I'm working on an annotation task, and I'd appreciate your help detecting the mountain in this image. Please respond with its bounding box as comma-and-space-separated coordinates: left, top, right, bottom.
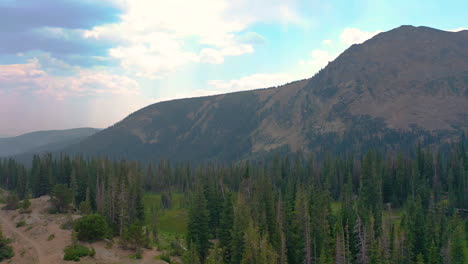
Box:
70, 26, 468, 162
0, 128, 100, 157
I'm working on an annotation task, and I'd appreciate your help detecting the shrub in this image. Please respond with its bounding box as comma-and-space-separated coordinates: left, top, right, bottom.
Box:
158, 251, 172, 263
73, 214, 110, 242
169, 236, 184, 256
120, 223, 150, 250
0, 244, 13, 261
47, 234, 55, 241
19, 199, 32, 213
89, 247, 96, 257
63, 245, 93, 261
16, 220, 26, 228
0, 227, 14, 261
2, 194, 19, 211
21, 199, 31, 209
79, 200, 92, 215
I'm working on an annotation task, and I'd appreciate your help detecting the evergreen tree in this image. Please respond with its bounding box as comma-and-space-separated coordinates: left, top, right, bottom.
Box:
187, 187, 211, 262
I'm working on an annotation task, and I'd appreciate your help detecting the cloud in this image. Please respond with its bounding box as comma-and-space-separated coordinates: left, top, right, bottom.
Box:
0, 58, 139, 100
0, 0, 121, 32
200, 49, 225, 64
208, 73, 298, 93
322, 39, 332, 45
340, 28, 382, 45
299, 49, 338, 71
0, 0, 121, 67
84, 0, 304, 78
448, 28, 468, 32
0, 85, 154, 136
237, 32, 266, 45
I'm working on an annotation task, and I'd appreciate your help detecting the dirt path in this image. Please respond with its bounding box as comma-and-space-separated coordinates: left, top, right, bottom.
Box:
0, 213, 45, 264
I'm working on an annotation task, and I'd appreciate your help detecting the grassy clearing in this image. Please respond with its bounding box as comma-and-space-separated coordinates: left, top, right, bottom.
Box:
144, 193, 188, 235
331, 202, 341, 216
331, 201, 403, 228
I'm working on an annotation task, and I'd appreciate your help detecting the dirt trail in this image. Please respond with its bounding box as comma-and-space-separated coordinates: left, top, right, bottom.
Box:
0, 213, 45, 264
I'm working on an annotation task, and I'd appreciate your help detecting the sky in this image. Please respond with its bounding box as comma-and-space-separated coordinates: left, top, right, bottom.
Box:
0, 0, 467, 136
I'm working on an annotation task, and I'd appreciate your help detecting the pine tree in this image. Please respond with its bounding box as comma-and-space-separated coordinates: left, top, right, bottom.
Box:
187, 187, 211, 262
206, 243, 225, 264
231, 195, 250, 264
449, 213, 466, 264
219, 192, 234, 263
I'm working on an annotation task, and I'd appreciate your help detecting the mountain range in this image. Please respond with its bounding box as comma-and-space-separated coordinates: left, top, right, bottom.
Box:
18, 26, 468, 162
0, 128, 100, 158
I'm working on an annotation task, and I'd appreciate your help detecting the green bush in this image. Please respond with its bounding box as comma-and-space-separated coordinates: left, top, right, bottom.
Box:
0, 245, 13, 261
21, 199, 31, 209
73, 214, 110, 242
79, 200, 92, 215
0, 228, 14, 261
89, 247, 96, 257
19, 199, 32, 213
16, 220, 26, 228
157, 251, 172, 263
2, 194, 19, 211
47, 234, 55, 241
63, 245, 93, 261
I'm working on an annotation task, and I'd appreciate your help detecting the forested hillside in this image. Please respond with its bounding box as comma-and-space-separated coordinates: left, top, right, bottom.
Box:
0, 140, 466, 263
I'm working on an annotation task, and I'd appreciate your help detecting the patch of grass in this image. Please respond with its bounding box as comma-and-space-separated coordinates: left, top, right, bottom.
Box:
331, 202, 341, 216
25, 226, 33, 231
159, 209, 188, 234
144, 193, 188, 235
47, 234, 55, 241
16, 220, 26, 228
383, 208, 403, 226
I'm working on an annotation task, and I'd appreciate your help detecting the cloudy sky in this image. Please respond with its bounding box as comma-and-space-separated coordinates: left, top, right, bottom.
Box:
0, 0, 466, 136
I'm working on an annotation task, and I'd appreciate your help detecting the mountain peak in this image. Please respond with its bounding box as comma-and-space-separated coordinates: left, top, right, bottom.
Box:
71, 26, 468, 162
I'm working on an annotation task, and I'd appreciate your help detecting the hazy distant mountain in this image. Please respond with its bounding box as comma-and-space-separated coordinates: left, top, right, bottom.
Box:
0, 128, 100, 157
71, 26, 468, 162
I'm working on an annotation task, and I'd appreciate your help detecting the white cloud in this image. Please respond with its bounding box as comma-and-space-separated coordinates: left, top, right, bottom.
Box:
322, 39, 332, 45
0, 58, 140, 100
237, 32, 266, 45
299, 49, 338, 71
208, 73, 298, 93
151, 72, 299, 103
200, 48, 225, 64
448, 28, 468, 32
340, 28, 382, 45
200, 44, 254, 64
84, 0, 305, 78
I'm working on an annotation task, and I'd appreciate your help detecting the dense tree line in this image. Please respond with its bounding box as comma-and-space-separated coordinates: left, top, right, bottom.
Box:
0, 155, 145, 237
183, 142, 467, 264
0, 140, 466, 263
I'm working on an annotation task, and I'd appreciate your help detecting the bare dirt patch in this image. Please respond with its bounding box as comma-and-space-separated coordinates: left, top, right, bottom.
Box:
0, 197, 167, 264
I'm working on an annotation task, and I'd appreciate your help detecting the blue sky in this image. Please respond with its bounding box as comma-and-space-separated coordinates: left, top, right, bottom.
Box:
0, 0, 466, 136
